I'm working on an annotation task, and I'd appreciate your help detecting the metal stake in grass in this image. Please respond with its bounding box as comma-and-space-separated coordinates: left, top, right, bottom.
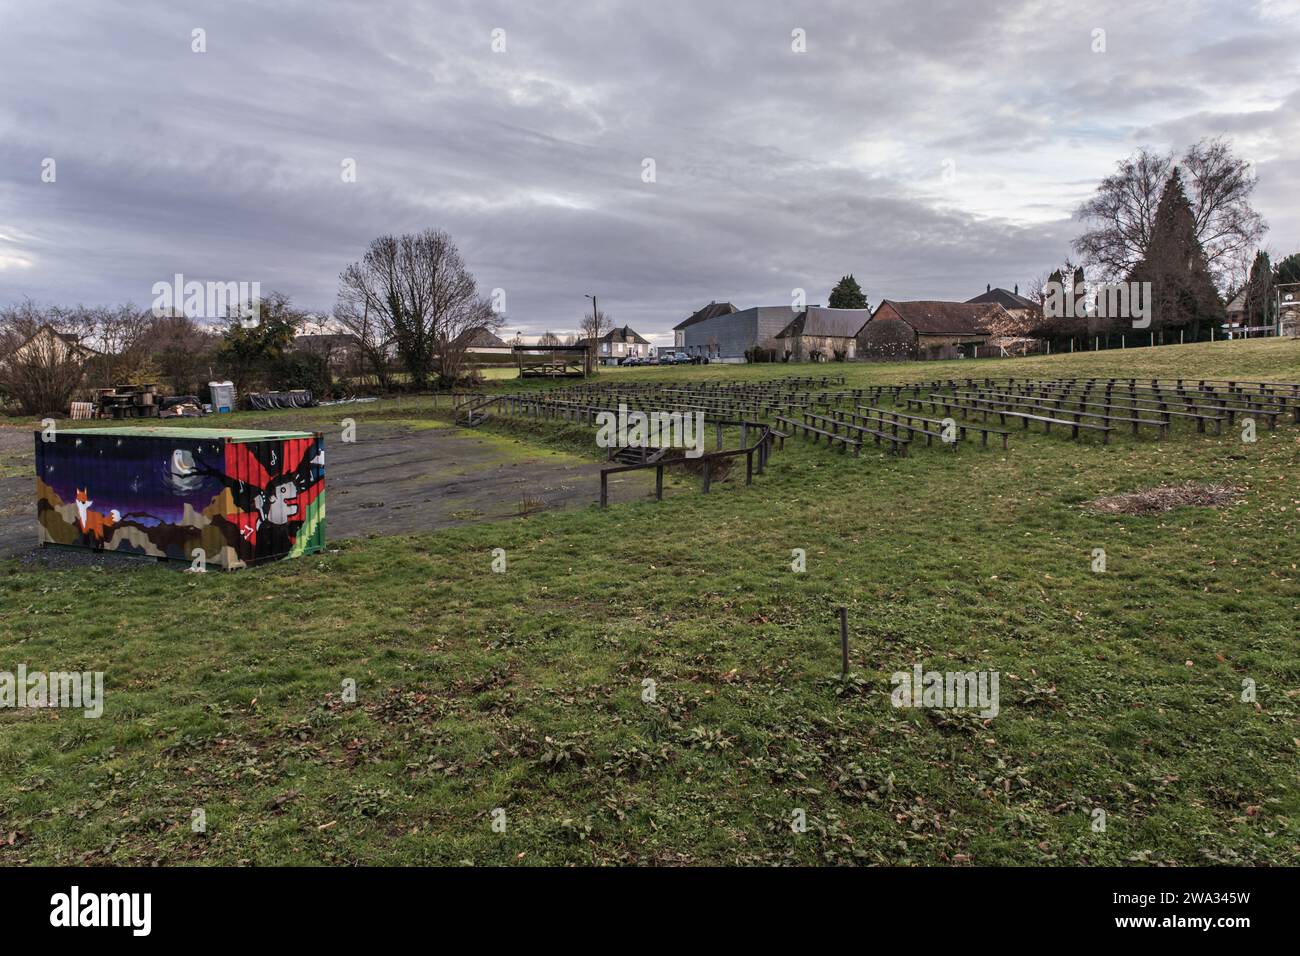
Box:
839, 606, 849, 679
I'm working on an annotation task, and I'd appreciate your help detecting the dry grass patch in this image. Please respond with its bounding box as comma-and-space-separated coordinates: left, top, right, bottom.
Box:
1085, 481, 1244, 516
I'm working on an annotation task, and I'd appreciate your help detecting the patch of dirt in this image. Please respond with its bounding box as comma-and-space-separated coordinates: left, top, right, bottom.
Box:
1085, 482, 1244, 516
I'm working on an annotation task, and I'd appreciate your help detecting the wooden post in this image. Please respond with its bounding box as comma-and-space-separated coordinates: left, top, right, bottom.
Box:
839, 607, 849, 678
746, 449, 753, 484
600, 472, 608, 508
701, 458, 711, 493
655, 465, 663, 501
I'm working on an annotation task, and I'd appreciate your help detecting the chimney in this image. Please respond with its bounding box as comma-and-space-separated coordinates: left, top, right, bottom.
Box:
1014, 283, 1019, 295
986, 283, 991, 293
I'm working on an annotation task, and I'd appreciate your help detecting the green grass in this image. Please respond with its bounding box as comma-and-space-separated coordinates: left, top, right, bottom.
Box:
1, 339, 1297, 865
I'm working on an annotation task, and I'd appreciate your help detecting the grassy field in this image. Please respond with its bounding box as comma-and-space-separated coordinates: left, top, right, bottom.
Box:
1, 338, 1297, 865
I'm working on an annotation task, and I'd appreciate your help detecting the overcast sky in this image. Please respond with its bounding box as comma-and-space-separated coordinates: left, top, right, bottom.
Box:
2, 0, 1298, 346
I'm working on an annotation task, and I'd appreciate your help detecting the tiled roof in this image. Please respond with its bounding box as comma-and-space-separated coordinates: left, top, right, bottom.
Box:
876, 300, 1003, 335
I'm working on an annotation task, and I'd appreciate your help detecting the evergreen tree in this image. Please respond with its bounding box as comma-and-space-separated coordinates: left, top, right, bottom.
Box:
215, 290, 300, 396
1275, 252, 1300, 287
1127, 170, 1224, 341
828, 274, 869, 310
1039, 267, 1066, 341
1242, 250, 1273, 326
1071, 263, 1086, 298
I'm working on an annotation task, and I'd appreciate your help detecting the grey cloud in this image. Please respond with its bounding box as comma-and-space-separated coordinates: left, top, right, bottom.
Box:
1, 0, 1297, 343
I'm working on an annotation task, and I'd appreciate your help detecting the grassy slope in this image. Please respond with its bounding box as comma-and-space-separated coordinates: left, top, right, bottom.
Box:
0, 339, 1297, 865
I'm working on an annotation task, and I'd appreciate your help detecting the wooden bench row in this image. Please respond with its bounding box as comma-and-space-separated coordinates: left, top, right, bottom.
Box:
907, 396, 1113, 443
949, 391, 1170, 439
773, 416, 861, 456
855, 405, 1011, 449
802, 412, 909, 456
988, 386, 1225, 433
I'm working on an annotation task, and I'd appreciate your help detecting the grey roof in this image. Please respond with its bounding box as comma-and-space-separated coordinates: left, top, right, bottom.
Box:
600, 325, 650, 345
295, 333, 360, 348
775, 307, 872, 339
453, 326, 509, 348
673, 301, 737, 331
966, 287, 1038, 311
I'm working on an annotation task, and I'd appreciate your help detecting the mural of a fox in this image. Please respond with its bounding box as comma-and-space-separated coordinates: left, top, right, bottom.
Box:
74, 489, 119, 543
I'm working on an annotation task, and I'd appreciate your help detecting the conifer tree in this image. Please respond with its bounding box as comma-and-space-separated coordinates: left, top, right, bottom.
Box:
1127, 170, 1224, 340
1242, 250, 1273, 327
828, 274, 869, 310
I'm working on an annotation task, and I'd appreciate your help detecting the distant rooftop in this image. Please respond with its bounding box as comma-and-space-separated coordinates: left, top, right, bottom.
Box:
672, 301, 737, 331
966, 285, 1038, 311
776, 306, 873, 339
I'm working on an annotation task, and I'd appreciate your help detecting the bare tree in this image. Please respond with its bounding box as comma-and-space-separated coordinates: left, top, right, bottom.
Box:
1021, 270, 1052, 309
337, 229, 495, 389
1074, 138, 1266, 289
148, 313, 218, 396
537, 330, 561, 346
579, 306, 614, 375
0, 300, 97, 414
1182, 139, 1267, 284
977, 304, 1035, 341
332, 297, 393, 390
86, 304, 154, 387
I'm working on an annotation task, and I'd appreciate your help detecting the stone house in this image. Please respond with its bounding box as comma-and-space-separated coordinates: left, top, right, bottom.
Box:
858, 300, 1008, 360
774, 307, 871, 361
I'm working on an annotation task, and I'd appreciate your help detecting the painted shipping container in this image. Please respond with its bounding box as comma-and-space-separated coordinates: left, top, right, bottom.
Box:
34, 426, 325, 569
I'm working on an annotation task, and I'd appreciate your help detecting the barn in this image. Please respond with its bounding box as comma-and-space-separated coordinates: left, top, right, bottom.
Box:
774, 307, 872, 361
858, 300, 1007, 360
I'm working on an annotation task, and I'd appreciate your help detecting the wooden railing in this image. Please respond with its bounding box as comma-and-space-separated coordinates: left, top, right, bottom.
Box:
599, 421, 777, 507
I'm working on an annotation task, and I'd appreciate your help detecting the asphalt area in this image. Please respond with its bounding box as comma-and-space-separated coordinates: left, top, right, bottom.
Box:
0, 422, 654, 564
